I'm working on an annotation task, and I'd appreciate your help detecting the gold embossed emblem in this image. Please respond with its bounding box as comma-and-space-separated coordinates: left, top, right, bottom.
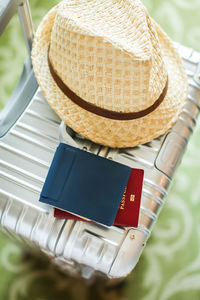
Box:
130, 194, 135, 202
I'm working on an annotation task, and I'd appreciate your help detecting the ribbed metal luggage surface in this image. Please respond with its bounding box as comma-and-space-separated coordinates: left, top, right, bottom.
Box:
0, 44, 200, 279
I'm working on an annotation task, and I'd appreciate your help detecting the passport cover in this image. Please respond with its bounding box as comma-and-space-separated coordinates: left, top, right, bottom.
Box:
39, 143, 132, 226
54, 168, 144, 227
114, 168, 144, 227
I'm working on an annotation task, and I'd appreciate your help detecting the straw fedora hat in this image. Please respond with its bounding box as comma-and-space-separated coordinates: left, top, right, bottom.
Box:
31, 0, 188, 148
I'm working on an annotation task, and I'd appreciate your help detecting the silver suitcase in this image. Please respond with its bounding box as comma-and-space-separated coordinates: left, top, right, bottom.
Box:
0, 0, 200, 280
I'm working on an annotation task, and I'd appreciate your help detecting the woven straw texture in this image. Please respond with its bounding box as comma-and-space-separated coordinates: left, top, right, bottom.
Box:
31, 0, 188, 148
1, 0, 200, 298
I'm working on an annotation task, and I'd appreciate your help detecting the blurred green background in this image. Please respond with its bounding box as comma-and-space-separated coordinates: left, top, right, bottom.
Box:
0, 0, 200, 299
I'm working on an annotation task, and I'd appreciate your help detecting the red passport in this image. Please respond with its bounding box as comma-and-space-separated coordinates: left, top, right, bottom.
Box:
54, 168, 144, 227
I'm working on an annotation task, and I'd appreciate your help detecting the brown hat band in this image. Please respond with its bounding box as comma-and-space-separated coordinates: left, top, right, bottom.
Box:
48, 51, 168, 121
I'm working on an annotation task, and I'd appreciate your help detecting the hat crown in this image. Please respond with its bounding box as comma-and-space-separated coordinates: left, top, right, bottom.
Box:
49, 0, 167, 113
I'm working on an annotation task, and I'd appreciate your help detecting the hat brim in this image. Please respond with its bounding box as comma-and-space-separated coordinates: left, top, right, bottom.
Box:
31, 5, 188, 148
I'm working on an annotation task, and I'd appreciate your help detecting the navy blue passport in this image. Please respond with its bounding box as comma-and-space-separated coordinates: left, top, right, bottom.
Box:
39, 143, 131, 226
